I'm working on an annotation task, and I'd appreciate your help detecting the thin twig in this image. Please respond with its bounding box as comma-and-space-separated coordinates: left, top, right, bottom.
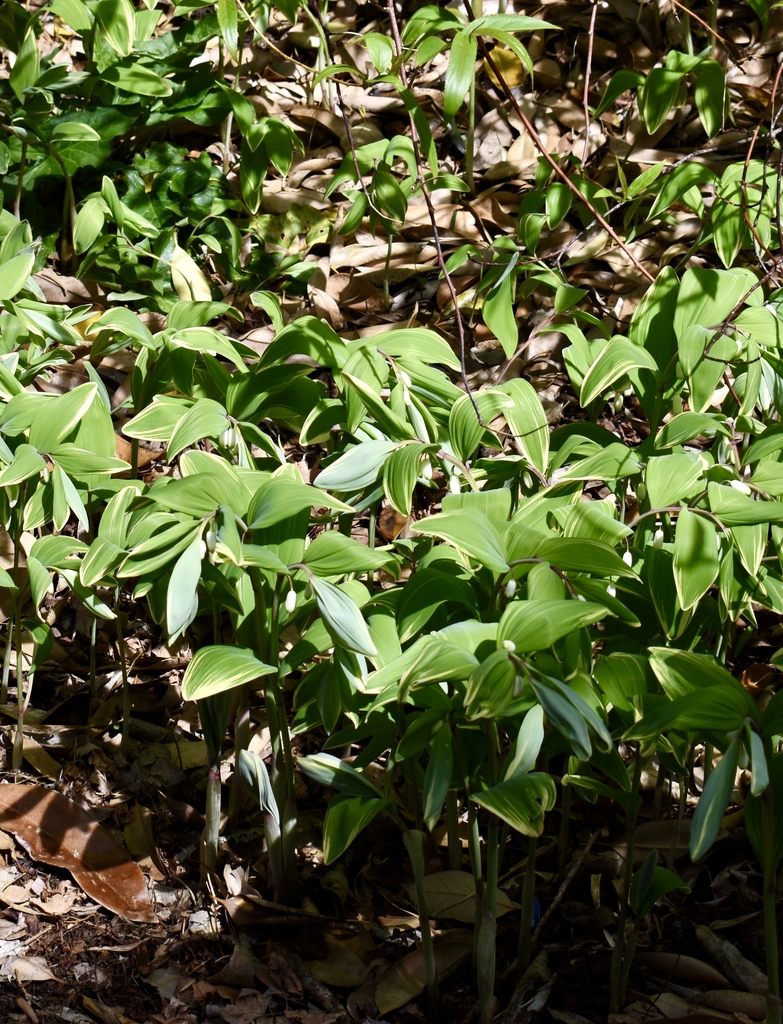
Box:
464, 1, 655, 284
668, 0, 746, 65
582, 0, 598, 167
530, 828, 599, 945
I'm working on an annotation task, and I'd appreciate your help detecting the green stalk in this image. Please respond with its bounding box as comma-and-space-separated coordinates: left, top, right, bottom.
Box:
558, 778, 571, 870
202, 758, 222, 883
115, 585, 131, 753
477, 723, 499, 1024
447, 790, 462, 870
13, 139, 27, 220
516, 835, 538, 979
89, 614, 97, 699
608, 749, 643, 1014
404, 830, 439, 1022
761, 739, 781, 1024
2, 485, 25, 705
617, 922, 640, 1009
11, 611, 24, 772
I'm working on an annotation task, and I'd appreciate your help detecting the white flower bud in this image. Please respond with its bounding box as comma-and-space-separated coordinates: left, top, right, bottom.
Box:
200, 540, 207, 559
577, 593, 586, 602
449, 474, 461, 494
523, 472, 533, 490
41, 466, 50, 484
421, 459, 433, 481
403, 389, 412, 406
400, 370, 412, 388
205, 530, 217, 552
622, 551, 633, 566
607, 584, 617, 598
285, 590, 297, 615
502, 640, 516, 652
504, 579, 517, 599
730, 479, 752, 495
653, 528, 664, 549
220, 427, 236, 449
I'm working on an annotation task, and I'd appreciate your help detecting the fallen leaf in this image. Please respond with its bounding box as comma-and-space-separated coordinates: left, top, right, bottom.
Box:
699, 989, 766, 1018
374, 935, 473, 1014
404, 869, 516, 923
694, 924, 767, 995
0, 955, 60, 984
635, 952, 731, 989
0, 784, 155, 923
82, 996, 141, 1024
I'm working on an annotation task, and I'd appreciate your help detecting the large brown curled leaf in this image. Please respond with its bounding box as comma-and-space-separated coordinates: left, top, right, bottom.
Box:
0, 785, 155, 923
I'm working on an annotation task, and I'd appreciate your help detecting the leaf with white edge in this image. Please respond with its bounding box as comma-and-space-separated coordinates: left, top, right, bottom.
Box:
309, 577, 377, 657
411, 509, 508, 572
498, 599, 606, 652
580, 337, 658, 406
181, 646, 275, 701
170, 245, 212, 302
239, 749, 279, 822
297, 752, 381, 799
471, 773, 556, 837
167, 399, 229, 462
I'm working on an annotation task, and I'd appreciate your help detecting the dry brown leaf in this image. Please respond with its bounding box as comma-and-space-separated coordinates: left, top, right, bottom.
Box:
635, 953, 731, 989
613, 819, 691, 863
699, 990, 766, 1018
694, 925, 767, 995
0, 784, 155, 923
404, 869, 516, 923
374, 935, 473, 1014
82, 996, 141, 1024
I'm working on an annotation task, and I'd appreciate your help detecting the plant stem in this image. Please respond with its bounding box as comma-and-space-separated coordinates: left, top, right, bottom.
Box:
115, 585, 131, 753
608, 749, 643, 1014
202, 760, 222, 884
516, 835, 538, 979
404, 829, 439, 1022
477, 722, 499, 1024
558, 778, 571, 870
446, 790, 463, 870
12, 611, 24, 772
761, 740, 781, 1024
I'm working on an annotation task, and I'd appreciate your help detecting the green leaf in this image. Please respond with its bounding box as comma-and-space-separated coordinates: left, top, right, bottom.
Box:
483, 263, 518, 360
309, 577, 377, 657
79, 536, 124, 587
630, 852, 689, 917
645, 453, 704, 508
181, 646, 275, 701
247, 477, 353, 529
297, 751, 381, 798
168, 399, 230, 462
167, 535, 202, 640
498, 600, 606, 652
95, 0, 135, 55
580, 337, 658, 406
239, 749, 279, 822
217, 0, 239, 60
594, 69, 645, 119
444, 30, 477, 118
471, 773, 556, 837
673, 509, 719, 611
29, 383, 98, 452
0, 444, 45, 486
411, 509, 508, 572
690, 738, 739, 860
423, 724, 452, 830
303, 532, 394, 576
317, 441, 397, 492
640, 68, 684, 134
9, 28, 40, 102
694, 60, 725, 138
383, 442, 435, 516
323, 793, 390, 864
0, 252, 35, 301
504, 705, 545, 779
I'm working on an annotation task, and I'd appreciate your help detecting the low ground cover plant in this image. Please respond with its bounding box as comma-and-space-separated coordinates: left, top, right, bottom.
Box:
1, 0, 783, 1022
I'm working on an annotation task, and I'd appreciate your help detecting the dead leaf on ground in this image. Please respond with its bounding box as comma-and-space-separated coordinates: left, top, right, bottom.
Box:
635, 953, 731, 989
694, 924, 768, 995
404, 869, 516, 923
374, 933, 473, 1014
0, 784, 155, 923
